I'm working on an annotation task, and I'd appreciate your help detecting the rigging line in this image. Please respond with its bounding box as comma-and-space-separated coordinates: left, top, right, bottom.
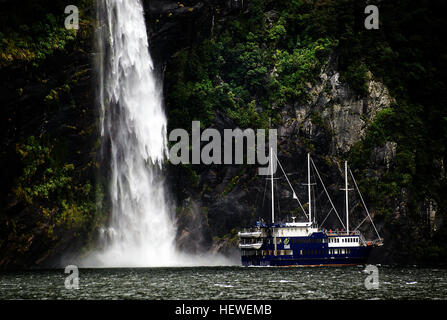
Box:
349, 168, 382, 240
261, 176, 268, 209
310, 157, 346, 230
319, 207, 334, 229
353, 216, 368, 231
316, 189, 325, 200
273, 151, 308, 219
312, 183, 317, 224
311, 160, 319, 224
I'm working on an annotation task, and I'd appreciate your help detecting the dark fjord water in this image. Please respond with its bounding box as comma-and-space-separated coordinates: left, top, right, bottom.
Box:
0, 266, 446, 300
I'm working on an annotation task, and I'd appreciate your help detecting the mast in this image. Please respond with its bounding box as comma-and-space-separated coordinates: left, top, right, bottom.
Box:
307, 153, 312, 224
271, 147, 277, 256
270, 147, 274, 225
345, 161, 349, 234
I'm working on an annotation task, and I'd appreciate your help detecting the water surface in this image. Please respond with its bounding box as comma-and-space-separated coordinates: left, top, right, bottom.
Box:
0, 266, 446, 300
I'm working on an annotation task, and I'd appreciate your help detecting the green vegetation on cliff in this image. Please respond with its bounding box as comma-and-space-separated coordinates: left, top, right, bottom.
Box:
0, 0, 103, 268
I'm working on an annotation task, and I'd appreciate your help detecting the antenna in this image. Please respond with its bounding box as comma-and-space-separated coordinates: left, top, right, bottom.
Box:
345, 161, 349, 234
308, 153, 312, 224
270, 147, 274, 225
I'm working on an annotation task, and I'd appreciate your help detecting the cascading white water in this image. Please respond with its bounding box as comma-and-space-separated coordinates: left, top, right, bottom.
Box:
92, 0, 177, 267
82, 0, 236, 267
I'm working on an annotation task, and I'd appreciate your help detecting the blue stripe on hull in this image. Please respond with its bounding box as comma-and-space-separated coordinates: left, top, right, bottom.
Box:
241, 246, 373, 267
242, 256, 369, 267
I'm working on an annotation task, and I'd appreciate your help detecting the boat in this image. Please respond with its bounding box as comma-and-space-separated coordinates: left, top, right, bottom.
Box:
238, 150, 383, 267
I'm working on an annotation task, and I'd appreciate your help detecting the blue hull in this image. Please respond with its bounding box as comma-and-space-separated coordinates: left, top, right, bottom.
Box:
240, 232, 373, 267
241, 251, 372, 267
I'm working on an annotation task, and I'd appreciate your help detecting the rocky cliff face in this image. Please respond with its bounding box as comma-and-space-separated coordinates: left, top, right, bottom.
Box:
278, 54, 395, 157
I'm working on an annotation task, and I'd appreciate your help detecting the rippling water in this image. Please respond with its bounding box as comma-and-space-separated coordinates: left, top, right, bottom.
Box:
0, 266, 446, 300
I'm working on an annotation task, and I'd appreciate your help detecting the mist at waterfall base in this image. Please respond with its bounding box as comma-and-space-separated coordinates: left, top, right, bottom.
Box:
80, 0, 236, 268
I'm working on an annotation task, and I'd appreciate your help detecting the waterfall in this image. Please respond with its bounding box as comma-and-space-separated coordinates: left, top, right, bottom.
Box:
92, 0, 177, 267
81, 0, 236, 267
